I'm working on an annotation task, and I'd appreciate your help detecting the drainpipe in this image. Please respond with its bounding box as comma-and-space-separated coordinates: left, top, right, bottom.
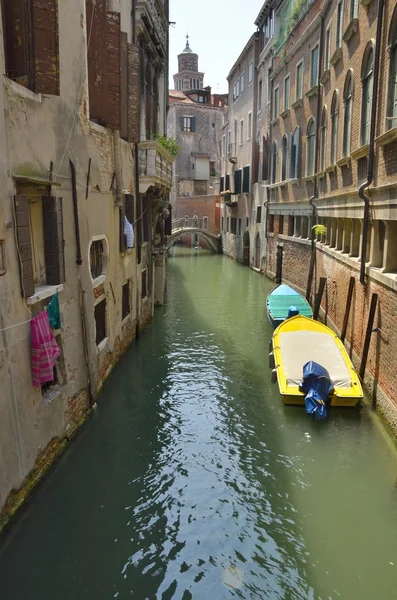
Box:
69, 159, 82, 265
358, 0, 385, 285
113, 130, 123, 208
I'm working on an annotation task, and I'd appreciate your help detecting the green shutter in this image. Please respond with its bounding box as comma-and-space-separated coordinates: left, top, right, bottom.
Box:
191, 117, 196, 132
180, 116, 185, 131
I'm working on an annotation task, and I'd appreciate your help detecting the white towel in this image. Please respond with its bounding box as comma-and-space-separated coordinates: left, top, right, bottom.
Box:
124, 216, 134, 248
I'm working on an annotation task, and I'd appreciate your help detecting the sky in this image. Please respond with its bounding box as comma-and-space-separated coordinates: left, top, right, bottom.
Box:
169, 0, 264, 93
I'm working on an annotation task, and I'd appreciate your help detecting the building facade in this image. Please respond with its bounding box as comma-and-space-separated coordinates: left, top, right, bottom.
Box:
264, 0, 397, 430
220, 35, 262, 267
168, 40, 226, 248
0, 0, 174, 523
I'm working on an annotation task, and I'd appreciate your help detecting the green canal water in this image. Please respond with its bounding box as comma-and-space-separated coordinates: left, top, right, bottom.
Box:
1, 248, 397, 599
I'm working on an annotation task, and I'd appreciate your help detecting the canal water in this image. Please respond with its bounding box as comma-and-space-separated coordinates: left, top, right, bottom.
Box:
1, 248, 397, 599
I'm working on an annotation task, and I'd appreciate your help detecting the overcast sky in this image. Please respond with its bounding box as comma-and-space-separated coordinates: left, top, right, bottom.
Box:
169, 0, 264, 93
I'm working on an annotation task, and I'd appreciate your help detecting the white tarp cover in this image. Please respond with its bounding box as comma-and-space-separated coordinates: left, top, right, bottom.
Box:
279, 330, 352, 388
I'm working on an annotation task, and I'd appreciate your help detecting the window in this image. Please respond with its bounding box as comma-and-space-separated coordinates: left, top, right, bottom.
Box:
246, 218, 249, 230
343, 71, 353, 156
238, 218, 242, 236
141, 269, 148, 298
240, 72, 245, 93
248, 112, 252, 139
2, 0, 60, 95
388, 9, 397, 130
284, 75, 290, 110
120, 194, 135, 252
330, 91, 339, 163
220, 176, 225, 192
271, 142, 278, 184
90, 240, 106, 279
361, 45, 374, 146
231, 217, 237, 234
325, 27, 331, 70
95, 298, 107, 346
320, 106, 327, 170
307, 118, 316, 176
122, 281, 130, 320
222, 135, 226, 156
273, 86, 279, 118
336, 1, 344, 48
258, 80, 263, 112
268, 214, 274, 233
290, 127, 301, 179
14, 194, 65, 298
203, 217, 208, 230
256, 206, 262, 223
248, 62, 253, 84
181, 116, 196, 132
240, 120, 244, 145
311, 45, 319, 88
198, 95, 205, 103
296, 61, 304, 99
281, 135, 288, 181
243, 166, 250, 193
350, 0, 358, 20
226, 217, 229, 233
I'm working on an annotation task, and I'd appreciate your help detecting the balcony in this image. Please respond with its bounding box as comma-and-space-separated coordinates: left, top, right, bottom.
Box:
138, 140, 174, 195
136, 1, 167, 58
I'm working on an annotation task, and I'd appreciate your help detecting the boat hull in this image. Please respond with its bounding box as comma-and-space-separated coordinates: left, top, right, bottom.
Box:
266, 284, 313, 329
271, 315, 363, 409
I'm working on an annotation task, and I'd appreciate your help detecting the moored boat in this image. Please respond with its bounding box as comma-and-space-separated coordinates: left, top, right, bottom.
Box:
269, 315, 363, 413
266, 284, 313, 328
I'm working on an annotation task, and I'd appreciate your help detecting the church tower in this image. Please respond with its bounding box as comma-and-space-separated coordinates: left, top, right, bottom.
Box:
173, 35, 204, 92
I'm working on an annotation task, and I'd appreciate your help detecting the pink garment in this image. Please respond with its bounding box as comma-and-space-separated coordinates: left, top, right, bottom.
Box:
30, 311, 62, 388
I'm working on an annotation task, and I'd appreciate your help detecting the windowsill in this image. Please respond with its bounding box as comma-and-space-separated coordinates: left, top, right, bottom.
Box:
97, 337, 109, 353
142, 241, 149, 247
92, 274, 106, 288
330, 47, 342, 66
278, 234, 311, 247
325, 163, 337, 173
280, 108, 290, 118
43, 384, 67, 406
27, 284, 64, 305
302, 175, 315, 183
305, 85, 318, 98
271, 117, 279, 126
121, 247, 135, 256
90, 121, 108, 134
376, 127, 397, 147
337, 156, 352, 167
292, 98, 303, 109
290, 178, 300, 185
320, 69, 330, 84
280, 181, 288, 188
343, 18, 358, 42
351, 144, 369, 160
5, 78, 43, 103
316, 170, 326, 179
267, 183, 279, 190
360, 0, 372, 5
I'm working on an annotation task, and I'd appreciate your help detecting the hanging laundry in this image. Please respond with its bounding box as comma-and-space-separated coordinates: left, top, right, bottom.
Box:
124, 216, 134, 248
30, 311, 62, 388
46, 292, 61, 330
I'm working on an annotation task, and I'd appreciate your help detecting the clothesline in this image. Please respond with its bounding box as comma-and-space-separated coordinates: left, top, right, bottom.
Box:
0, 318, 31, 333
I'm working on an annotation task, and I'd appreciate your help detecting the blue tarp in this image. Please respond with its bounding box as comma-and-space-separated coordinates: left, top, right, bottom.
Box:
300, 361, 334, 421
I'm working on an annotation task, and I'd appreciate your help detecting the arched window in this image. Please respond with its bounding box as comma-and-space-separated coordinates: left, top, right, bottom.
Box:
271, 141, 278, 184
330, 91, 339, 164
307, 118, 316, 176
361, 44, 374, 145
289, 127, 301, 179
387, 8, 397, 131
320, 106, 327, 171
343, 71, 353, 156
281, 135, 288, 181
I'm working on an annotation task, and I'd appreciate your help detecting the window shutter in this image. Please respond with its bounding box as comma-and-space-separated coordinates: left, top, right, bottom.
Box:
86, 0, 108, 124
14, 195, 35, 298
191, 117, 196, 132
225, 174, 230, 190
235, 170, 242, 194
289, 133, 295, 178
220, 176, 225, 192
42, 196, 65, 285
124, 194, 134, 223
3, 0, 28, 82
120, 207, 126, 252
165, 207, 172, 236
243, 166, 250, 193
120, 32, 128, 140
180, 116, 185, 131
297, 127, 302, 178
32, 0, 60, 95
262, 136, 268, 181
106, 11, 121, 130
127, 43, 140, 143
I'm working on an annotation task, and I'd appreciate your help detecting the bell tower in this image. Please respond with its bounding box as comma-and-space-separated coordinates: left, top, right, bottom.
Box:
173, 35, 205, 92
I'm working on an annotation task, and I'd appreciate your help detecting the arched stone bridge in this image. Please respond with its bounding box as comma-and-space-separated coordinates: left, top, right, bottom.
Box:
167, 218, 222, 252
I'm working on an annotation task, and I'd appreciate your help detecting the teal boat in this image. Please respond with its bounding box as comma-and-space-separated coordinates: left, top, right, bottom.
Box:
266, 284, 313, 328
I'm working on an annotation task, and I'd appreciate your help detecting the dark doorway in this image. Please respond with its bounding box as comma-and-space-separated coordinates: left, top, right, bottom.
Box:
243, 230, 250, 265
255, 232, 261, 269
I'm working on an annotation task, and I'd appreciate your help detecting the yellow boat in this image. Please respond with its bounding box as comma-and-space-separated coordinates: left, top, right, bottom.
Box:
270, 315, 363, 408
